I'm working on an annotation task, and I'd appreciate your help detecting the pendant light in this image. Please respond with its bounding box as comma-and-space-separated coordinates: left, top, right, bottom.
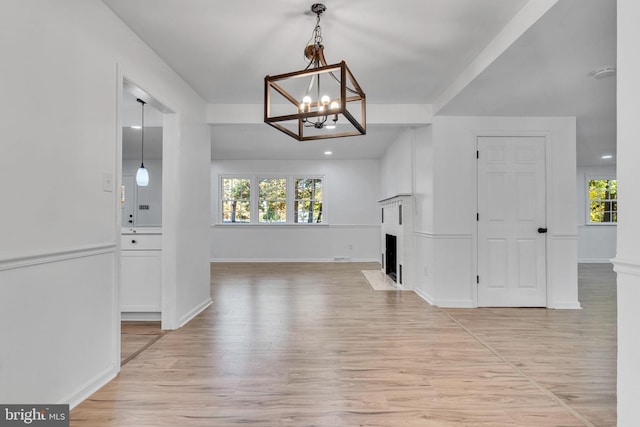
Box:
264, 3, 366, 141
135, 98, 149, 187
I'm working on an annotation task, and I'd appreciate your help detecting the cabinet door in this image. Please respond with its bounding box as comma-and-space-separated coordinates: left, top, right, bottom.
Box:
120, 251, 161, 312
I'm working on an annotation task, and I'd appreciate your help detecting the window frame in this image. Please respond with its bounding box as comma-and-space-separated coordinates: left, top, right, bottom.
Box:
220, 175, 252, 223
585, 176, 617, 226
218, 174, 326, 225
257, 176, 288, 224
293, 177, 324, 224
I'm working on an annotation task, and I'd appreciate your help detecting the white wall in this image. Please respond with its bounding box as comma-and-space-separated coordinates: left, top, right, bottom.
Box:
409, 116, 578, 308
576, 165, 616, 262
614, 0, 640, 422
379, 129, 414, 199
0, 0, 210, 407
413, 126, 435, 300
210, 159, 380, 261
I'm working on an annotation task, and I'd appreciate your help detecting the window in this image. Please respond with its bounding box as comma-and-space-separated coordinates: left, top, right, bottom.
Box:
222, 177, 250, 223
294, 178, 323, 223
259, 178, 286, 223
588, 178, 617, 224
219, 175, 324, 224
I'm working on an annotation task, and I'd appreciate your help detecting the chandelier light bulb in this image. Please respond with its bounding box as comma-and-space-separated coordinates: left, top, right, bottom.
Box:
321, 95, 331, 105
302, 95, 312, 104
330, 101, 340, 110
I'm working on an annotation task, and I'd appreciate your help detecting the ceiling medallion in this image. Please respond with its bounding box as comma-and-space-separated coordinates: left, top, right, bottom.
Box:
264, 3, 366, 141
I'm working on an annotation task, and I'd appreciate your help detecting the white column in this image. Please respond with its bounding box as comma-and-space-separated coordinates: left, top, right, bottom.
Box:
613, 0, 640, 424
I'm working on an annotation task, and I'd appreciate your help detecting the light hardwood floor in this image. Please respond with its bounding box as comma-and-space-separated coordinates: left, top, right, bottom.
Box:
120, 321, 164, 366
72, 263, 616, 426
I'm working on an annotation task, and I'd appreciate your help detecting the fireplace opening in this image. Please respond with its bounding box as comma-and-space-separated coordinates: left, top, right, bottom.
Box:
385, 234, 397, 282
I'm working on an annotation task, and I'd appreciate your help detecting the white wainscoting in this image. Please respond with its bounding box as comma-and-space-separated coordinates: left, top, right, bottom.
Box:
413, 232, 474, 308
0, 244, 119, 408
210, 224, 380, 262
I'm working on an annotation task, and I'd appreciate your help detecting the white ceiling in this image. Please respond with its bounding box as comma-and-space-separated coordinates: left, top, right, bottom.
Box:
106, 0, 616, 166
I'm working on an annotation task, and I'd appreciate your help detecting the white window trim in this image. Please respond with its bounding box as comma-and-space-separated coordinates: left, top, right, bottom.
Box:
585, 175, 617, 226
217, 174, 327, 225
220, 174, 252, 224
257, 175, 288, 224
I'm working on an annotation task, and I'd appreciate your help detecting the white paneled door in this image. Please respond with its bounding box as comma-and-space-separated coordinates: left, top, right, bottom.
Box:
477, 136, 547, 307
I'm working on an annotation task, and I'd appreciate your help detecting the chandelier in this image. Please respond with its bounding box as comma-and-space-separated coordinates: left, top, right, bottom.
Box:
264, 3, 366, 141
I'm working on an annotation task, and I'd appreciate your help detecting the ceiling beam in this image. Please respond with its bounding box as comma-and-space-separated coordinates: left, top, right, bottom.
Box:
433, 0, 559, 114
207, 104, 432, 125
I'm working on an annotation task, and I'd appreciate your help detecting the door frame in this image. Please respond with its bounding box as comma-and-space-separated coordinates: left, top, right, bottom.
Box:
470, 130, 551, 308
115, 65, 180, 349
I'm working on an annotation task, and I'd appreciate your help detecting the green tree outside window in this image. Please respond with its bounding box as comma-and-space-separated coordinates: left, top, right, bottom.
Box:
295, 178, 323, 223
588, 179, 617, 223
259, 178, 287, 223
222, 178, 251, 222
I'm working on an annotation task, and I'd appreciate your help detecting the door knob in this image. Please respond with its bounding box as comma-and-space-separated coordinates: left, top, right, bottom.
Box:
537, 227, 548, 234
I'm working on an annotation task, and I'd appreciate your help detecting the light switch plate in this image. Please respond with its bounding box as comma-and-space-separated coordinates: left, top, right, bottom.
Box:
103, 173, 113, 192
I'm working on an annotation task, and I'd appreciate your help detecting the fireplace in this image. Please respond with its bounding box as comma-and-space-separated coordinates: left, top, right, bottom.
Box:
385, 234, 397, 282
379, 194, 413, 290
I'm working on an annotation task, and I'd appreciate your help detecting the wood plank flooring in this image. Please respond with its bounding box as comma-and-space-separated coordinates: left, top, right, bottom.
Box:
71, 263, 616, 426
120, 321, 164, 366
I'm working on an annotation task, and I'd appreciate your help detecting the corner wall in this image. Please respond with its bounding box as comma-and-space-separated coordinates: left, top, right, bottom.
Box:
614, 0, 640, 422
0, 0, 210, 406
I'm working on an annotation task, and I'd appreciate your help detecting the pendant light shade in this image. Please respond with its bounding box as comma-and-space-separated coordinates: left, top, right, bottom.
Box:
136, 164, 149, 186
135, 98, 149, 187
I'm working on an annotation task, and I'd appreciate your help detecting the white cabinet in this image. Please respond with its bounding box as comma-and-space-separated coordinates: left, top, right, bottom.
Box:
120, 230, 161, 320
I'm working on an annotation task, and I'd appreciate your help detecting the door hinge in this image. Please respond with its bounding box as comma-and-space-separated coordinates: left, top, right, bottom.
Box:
477, 213, 479, 221
476, 150, 479, 159
477, 275, 480, 284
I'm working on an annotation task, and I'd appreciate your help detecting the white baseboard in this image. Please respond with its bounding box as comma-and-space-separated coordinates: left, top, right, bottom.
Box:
578, 259, 614, 264
121, 312, 161, 321
413, 289, 475, 308
434, 299, 475, 308
413, 288, 435, 306
180, 298, 213, 328
63, 364, 118, 410
210, 258, 380, 263
551, 301, 582, 310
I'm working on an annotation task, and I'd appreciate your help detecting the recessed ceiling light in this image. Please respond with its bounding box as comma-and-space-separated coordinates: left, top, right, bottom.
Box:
130, 125, 142, 129
602, 155, 613, 159
324, 151, 332, 155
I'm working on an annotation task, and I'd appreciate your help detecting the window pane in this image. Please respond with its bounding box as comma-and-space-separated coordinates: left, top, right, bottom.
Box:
259, 178, 286, 223
222, 178, 250, 223
222, 200, 250, 223
294, 178, 322, 223
588, 179, 617, 223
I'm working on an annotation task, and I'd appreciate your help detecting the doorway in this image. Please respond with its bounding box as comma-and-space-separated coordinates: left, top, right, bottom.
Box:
476, 136, 547, 307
